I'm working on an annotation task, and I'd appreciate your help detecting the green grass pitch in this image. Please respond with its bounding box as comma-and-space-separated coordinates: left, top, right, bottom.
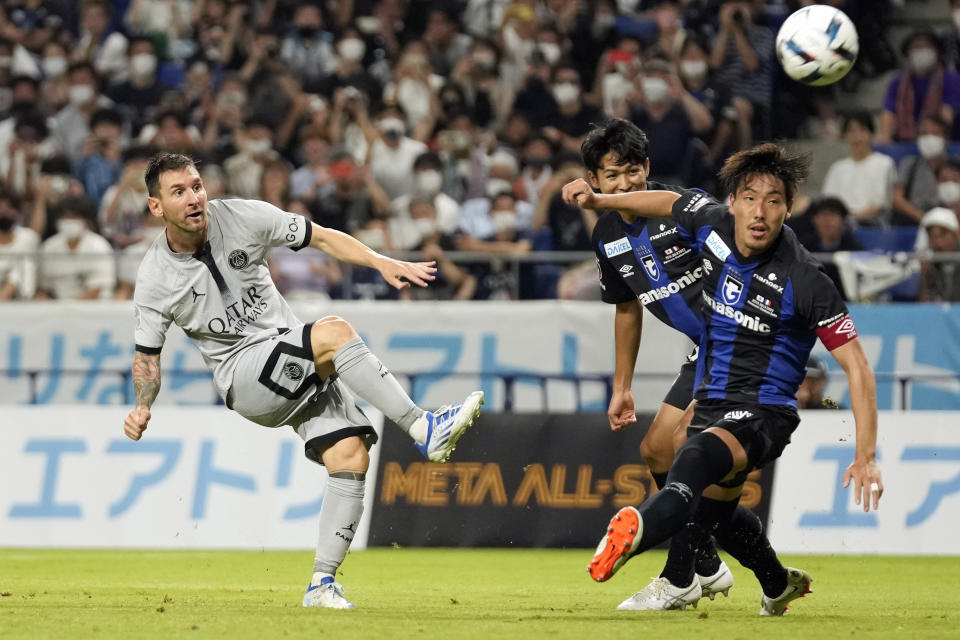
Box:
2, 549, 959, 639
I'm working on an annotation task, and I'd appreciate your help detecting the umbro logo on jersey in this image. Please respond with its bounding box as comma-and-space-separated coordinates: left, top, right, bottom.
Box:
604, 237, 631, 258
641, 254, 660, 279
228, 249, 249, 270
722, 274, 744, 305
705, 231, 731, 261
619, 264, 635, 277
190, 287, 205, 303
835, 317, 857, 335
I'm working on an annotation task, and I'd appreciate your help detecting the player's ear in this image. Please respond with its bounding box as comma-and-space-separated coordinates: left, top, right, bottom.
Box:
785, 198, 793, 219
147, 196, 163, 218
643, 157, 650, 176
587, 171, 600, 189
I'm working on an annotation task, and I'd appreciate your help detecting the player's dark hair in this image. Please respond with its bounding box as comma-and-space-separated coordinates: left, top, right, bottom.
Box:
580, 118, 650, 173
842, 110, 875, 135
718, 142, 810, 203
145, 152, 197, 197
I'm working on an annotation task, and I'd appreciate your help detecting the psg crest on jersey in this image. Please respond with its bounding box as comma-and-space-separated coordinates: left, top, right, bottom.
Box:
641, 254, 660, 279
228, 249, 249, 270
283, 362, 305, 381
722, 274, 744, 305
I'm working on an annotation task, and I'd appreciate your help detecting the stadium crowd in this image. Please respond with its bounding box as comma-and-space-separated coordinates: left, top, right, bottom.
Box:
0, 0, 957, 303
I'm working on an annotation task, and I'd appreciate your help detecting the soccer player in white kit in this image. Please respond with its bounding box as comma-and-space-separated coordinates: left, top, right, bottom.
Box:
122, 153, 484, 609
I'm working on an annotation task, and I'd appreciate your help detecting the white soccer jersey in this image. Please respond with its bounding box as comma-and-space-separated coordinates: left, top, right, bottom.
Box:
133, 198, 312, 398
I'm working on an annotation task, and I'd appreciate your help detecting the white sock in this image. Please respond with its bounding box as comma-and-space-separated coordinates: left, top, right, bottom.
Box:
408, 412, 429, 445
311, 571, 334, 586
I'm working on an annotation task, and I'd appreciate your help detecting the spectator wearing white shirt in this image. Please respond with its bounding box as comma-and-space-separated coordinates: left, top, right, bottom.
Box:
389, 152, 461, 249
366, 106, 427, 201
0, 190, 39, 300
822, 112, 896, 227
36, 198, 115, 300
73, 0, 128, 83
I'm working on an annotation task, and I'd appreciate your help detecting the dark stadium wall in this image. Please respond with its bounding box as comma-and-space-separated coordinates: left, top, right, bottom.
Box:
370, 413, 776, 548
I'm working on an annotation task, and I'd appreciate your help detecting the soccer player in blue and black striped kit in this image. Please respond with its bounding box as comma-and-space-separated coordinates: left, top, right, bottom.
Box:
566, 142, 884, 616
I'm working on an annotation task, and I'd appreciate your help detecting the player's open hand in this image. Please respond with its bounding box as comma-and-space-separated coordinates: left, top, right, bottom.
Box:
378, 258, 437, 289
607, 390, 637, 431
561, 178, 599, 209
843, 458, 883, 512
123, 405, 151, 441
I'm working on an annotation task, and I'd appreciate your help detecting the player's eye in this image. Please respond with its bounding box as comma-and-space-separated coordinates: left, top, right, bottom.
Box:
193, 184, 202, 192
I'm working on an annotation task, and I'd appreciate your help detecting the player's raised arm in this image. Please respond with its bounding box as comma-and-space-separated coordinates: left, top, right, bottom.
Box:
308, 222, 437, 289
124, 350, 161, 441
561, 178, 681, 218
830, 337, 883, 512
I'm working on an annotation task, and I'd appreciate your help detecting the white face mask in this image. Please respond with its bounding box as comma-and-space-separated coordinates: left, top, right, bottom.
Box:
68, 84, 95, 106
486, 178, 513, 198
415, 170, 442, 196
680, 60, 708, 80
552, 82, 579, 106
354, 227, 387, 251
131, 53, 157, 77
57, 218, 86, 240
414, 217, 437, 238
917, 134, 946, 159
641, 76, 671, 104
338, 38, 366, 63
938, 181, 960, 205
42, 56, 68, 77
538, 42, 561, 65
492, 210, 517, 233
909, 48, 937, 74
245, 138, 272, 154
378, 117, 406, 138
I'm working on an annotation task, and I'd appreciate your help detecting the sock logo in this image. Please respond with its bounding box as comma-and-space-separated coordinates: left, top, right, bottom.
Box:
665, 481, 694, 503
341, 522, 357, 534
335, 522, 357, 543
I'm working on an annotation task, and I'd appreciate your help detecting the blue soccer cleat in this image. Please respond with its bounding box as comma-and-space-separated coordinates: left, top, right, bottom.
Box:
302, 576, 355, 609
415, 391, 484, 463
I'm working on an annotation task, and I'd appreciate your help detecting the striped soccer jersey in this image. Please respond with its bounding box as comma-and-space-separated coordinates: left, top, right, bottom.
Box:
670, 190, 858, 407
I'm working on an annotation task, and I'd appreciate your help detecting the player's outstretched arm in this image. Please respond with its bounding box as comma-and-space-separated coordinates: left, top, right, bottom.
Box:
561, 178, 681, 218
831, 337, 883, 512
124, 351, 160, 441
608, 301, 642, 431
308, 222, 437, 289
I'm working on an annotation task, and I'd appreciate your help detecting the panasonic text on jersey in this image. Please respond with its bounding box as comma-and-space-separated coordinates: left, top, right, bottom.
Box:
637, 267, 703, 306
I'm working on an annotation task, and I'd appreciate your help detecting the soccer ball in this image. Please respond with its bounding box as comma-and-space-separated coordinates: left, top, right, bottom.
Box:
775, 4, 859, 86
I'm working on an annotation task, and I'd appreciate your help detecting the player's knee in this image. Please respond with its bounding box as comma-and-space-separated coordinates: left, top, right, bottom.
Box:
321, 436, 370, 473
639, 434, 672, 472
310, 318, 358, 358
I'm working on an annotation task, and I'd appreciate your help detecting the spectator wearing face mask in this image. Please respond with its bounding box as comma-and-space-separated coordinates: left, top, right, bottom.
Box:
365, 106, 428, 201
400, 196, 477, 301
2, 109, 56, 199
51, 62, 114, 162
280, 4, 336, 91
114, 208, 165, 300
450, 39, 511, 130
458, 191, 533, 300
627, 58, 713, 186
877, 29, 960, 144
677, 32, 735, 160
821, 112, 896, 227
386, 43, 441, 134
389, 151, 460, 249
224, 116, 279, 199
591, 37, 644, 117
289, 126, 332, 201
0, 189, 39, 300
924, 160, 960, 244
918, 207, 960, 302
317, 29, 382, 106
78, 107, 126, 205
795, 197, 862, 300
542, 64, 606, 153
891, 114, 951, 226
36, 198, 115, 300
516, 134, 555, 206
106, 37, 166, 137
38, 40, 70, 110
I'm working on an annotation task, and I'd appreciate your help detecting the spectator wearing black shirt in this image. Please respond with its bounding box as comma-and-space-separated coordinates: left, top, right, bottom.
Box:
542, 64, 606, 154
795, 197, 862, 300
107, 37, 166, 137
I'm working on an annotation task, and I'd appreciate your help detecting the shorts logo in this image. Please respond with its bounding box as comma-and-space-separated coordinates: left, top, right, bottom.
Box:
228, 249, 249, 270
619, 264, 634, 277
604, 237, 631, 258
641, 254, 659, 279
723, 410, 753, 421
722, 274, 744, 305
705, 231, 731, 261
703, 258, 713, 274
283, 362, 304, 381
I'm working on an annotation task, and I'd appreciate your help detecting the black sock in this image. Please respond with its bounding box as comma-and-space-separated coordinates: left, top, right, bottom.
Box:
651, 471, 668, 491
712, 501, 787, 598
694, 534, 722, 577
660, 521, 706, 587
635, 432, 733, 553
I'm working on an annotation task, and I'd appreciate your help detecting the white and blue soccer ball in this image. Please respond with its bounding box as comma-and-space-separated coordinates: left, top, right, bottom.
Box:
775, 4, 859, 86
